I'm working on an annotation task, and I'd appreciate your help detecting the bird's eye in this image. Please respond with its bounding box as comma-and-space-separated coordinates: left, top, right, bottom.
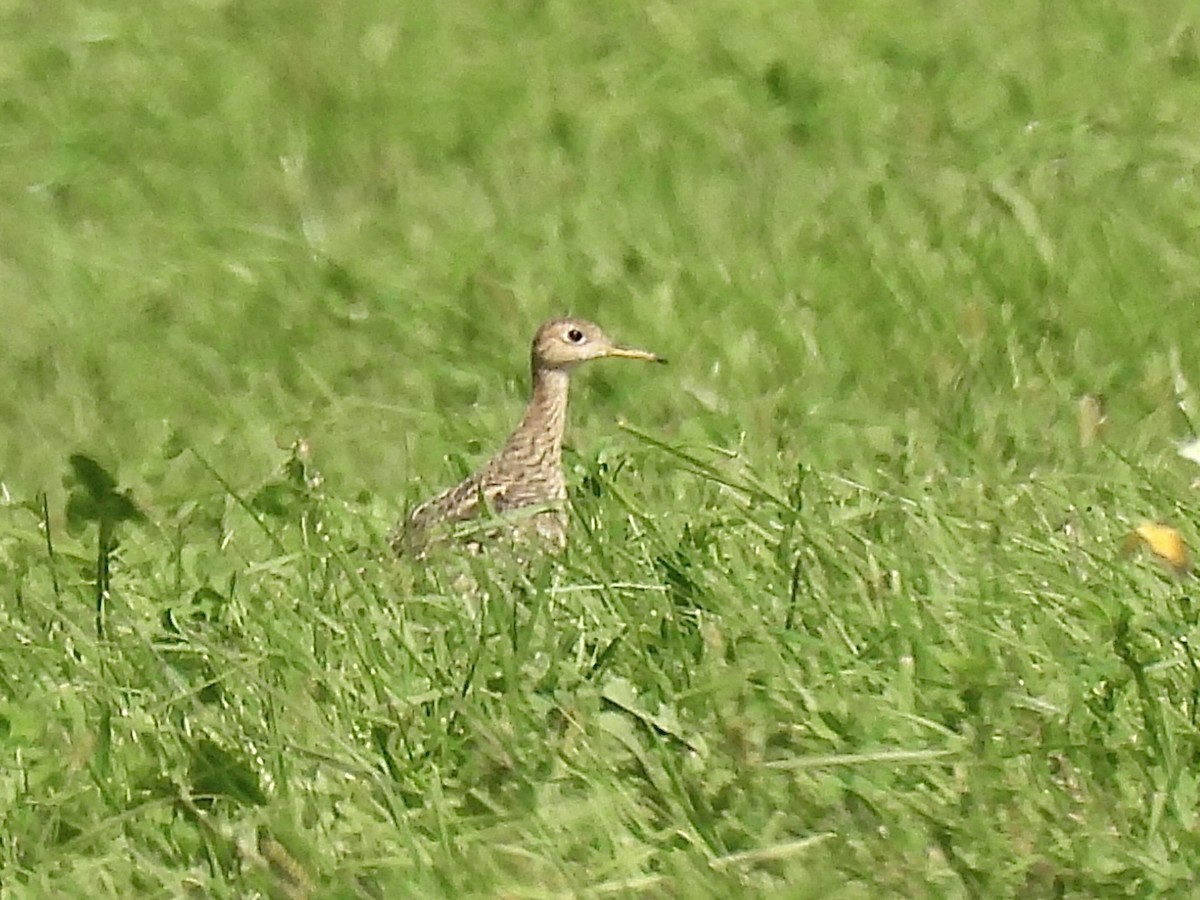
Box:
566, 328, 585, 343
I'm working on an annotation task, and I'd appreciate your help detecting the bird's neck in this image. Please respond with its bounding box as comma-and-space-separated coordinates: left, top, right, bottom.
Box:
502, 366, 570, 460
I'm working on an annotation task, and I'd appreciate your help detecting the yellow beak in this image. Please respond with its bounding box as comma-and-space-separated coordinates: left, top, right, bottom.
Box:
607, 345, 667, 364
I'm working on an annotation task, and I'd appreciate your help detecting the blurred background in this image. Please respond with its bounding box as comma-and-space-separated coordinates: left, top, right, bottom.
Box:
3, 0, 1200, 507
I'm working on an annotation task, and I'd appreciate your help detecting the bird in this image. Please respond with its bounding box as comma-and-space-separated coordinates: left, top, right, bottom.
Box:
392, 317, 665, 556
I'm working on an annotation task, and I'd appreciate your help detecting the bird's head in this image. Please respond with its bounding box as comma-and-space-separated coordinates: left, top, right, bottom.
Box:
531, 318, 665, 372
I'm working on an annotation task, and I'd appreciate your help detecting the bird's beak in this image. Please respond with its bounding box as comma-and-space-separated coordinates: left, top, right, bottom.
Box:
607, 345, 667, 364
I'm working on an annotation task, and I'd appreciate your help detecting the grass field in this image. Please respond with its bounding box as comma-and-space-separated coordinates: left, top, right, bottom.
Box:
5, 0, 1200, 896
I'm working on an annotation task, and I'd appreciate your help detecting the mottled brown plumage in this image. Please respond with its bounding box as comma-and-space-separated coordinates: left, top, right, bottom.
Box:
393, 318, 665, 556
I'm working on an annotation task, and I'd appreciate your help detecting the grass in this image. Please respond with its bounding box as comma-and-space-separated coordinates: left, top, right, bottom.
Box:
4, 0, 1200, 895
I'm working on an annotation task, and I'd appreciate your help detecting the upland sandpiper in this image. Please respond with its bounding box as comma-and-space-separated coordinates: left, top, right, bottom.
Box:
393, 317, 665, 555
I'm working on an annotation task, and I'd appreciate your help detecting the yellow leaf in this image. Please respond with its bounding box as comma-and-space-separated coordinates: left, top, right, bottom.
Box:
1128, 521, 1191, 575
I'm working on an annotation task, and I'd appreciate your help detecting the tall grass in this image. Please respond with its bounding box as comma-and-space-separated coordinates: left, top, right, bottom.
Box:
4, 1, 1200, 895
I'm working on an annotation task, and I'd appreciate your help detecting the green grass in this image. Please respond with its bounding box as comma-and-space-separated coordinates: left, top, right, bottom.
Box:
5, 0, 1200, 895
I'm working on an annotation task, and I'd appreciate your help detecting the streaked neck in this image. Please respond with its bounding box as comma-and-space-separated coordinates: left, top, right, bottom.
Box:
503, 366, 570, 459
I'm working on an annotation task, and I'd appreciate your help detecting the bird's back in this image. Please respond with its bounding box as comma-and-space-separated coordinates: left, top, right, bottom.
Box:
392, 442, 567, 556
